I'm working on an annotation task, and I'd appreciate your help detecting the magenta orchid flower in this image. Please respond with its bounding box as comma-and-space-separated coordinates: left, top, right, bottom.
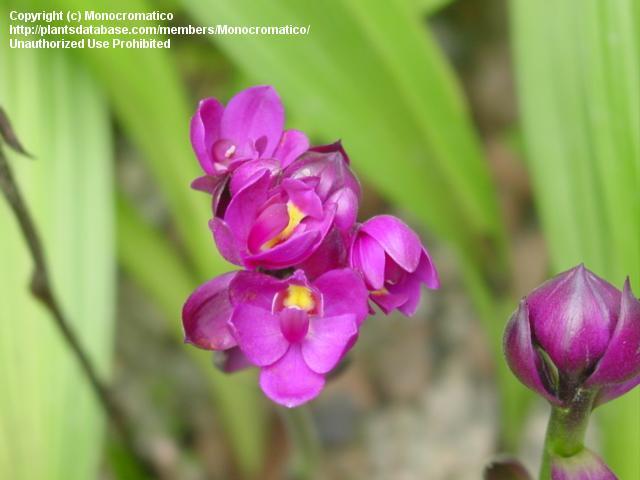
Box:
190, 86, 308, 178
210, 166, 353, 271
228, 269, 368, 407
207, 142, 361, 272
350, 215, 439, 315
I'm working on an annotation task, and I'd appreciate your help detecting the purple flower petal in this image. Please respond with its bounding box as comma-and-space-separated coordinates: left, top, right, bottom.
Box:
297, 228, 348, 280
503, 300, 562, 405
313, 268, 370, 326
273, 129, 309, 167
387, 268, 423, 316
216, 347, 253, 373
191, 175, 223, 194
417, 249, 440, 289
351, 232, 386, 290
228, 158, 280, 197
190, 97, 224, 175
594, 375, 640, 407
302, 314, 358, 374
230, 303, 289, 367
370, 290, 409, 315
220, 86, 284, 159
587, 279, 640, 387
210, 218, 243, 266
247, 203, 290, 254
283, 178, 323, 219
326, 187, 358, 234
259, 344, 325, 407
384, 251, 440, 316
245, 230, 320, 270
309, 140, 351, 164
360, 215, 422, 273
182, 272, 237, 350
223, 169, 271, 247
229, 270, 286, 310
528, 265, 621, 377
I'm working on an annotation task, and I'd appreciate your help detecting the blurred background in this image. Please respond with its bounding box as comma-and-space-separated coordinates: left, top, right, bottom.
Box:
0, 0, 638, 479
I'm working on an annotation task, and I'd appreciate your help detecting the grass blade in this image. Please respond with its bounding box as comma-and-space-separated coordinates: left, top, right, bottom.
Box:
0, 35, 115, 480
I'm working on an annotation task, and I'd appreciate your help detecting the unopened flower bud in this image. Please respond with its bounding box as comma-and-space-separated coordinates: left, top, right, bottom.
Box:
504, 264, 640, 407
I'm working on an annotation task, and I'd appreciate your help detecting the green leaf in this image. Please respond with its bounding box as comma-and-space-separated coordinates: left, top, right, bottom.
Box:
511, 0, 640, 476
0, 38, 115, 480
408, 0, 455, 16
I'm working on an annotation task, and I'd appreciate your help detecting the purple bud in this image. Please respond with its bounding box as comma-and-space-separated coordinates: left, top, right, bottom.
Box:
550, 448, 617, 479
309, 140, 351, 164
504, 265, 640, 406
182, 272, 238, 351
283, 142, 361, 210
484, 456, 532, 480
349, 215, 439, 316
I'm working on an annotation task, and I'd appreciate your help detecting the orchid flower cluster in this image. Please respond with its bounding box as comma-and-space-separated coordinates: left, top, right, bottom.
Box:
182, 86, 439, 407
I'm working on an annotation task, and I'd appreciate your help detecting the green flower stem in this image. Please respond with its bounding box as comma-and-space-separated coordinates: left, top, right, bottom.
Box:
281, 407, 322, 480
539, 389, 597, 479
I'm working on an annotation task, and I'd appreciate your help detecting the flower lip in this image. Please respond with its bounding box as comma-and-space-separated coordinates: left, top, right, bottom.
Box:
279, 308, 310, 343
273, 284, 323, 317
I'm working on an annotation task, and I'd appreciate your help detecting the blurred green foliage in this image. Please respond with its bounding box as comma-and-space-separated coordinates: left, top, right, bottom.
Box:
0, 31, 115, 479
1, 0, 638, 478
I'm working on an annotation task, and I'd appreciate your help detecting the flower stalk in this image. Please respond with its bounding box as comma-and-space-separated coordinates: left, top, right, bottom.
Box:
539, 389, 596, 479
282, 406, 322, 480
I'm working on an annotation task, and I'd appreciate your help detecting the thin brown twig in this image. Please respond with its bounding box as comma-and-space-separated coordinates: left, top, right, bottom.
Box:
0, 110, 159, 479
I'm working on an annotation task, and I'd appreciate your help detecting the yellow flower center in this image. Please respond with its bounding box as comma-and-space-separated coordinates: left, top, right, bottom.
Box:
283, 285, 316, 311
261, 202, 305, 250
371, 287, 389, 296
